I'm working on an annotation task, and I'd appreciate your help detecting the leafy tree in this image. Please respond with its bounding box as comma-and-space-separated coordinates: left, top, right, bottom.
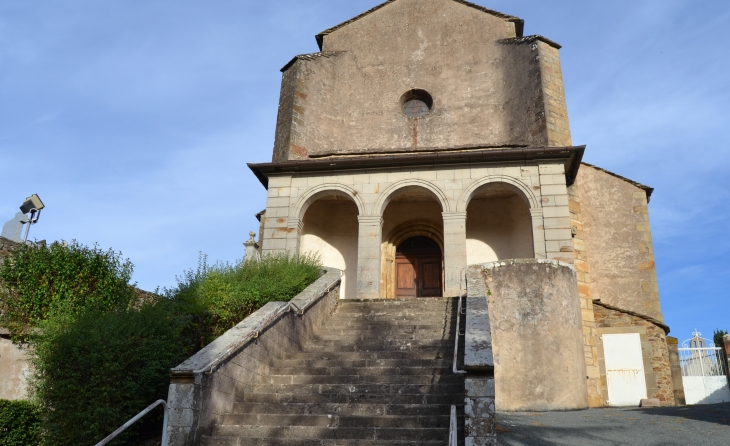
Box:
0, 241, 135, 336
714, 329, 728, 348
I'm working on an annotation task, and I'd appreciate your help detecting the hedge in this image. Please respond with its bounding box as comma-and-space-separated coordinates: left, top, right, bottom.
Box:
0, 400, 41, 446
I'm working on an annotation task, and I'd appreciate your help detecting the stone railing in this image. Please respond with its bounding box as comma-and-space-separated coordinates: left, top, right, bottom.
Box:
464, 265, 496, 446
164, 268, 342, 446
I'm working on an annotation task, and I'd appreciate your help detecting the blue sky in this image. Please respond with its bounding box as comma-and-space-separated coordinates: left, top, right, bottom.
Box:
1, 0, 728, 343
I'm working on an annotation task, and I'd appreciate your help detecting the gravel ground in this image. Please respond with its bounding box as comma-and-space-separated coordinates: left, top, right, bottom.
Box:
496, 403, 730, 446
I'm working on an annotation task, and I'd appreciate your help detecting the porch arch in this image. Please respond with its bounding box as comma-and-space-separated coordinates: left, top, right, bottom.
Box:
372, 179, 450, 216
292, 184, 366, 221
457, 175, 539, 212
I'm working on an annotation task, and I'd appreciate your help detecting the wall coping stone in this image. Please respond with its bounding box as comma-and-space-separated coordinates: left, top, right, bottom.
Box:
477, 258, 576, 272
464, 266, 494, 371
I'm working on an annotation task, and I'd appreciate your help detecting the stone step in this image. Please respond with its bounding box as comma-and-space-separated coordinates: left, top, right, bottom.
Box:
262, 373, 462, 385
251, 383, 463, 397
298, 343, 451, 353
331, 311, 455, 319
232, 402, 459, 417
319, 324, 453, 335
210, 425, 449, 442
267, 366, 452, 376
311, 332, 454, 342
283, 350, 451, 361
276, 358, 452, 369
201, 437, 448, 446
302, 339, 455, 349
322, 321, 456, 330
332, 306, 457, 315
218, 413, 453, 428
242, 392, 463, 405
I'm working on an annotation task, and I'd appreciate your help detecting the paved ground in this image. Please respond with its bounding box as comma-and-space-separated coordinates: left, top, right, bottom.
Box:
496, 403, 730, 446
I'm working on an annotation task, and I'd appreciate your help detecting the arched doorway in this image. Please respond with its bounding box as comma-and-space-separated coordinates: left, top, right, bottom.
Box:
395, 236, 443, 298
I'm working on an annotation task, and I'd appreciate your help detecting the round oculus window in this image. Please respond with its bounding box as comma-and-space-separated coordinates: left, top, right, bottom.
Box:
400, 89, 433, 118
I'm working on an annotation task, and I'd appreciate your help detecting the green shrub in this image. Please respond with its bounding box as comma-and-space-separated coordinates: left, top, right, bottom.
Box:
0, 241, 135, 336
0, 400, 41, 446
30, 305, 187, 446
165, 253, 322, 343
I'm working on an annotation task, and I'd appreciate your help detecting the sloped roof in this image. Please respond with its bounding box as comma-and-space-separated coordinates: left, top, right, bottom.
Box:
280, 52, 344, 72
315, 0, 524, 50
582, 162, 654, 202
499, 35, 562, 50
593, 299, 669, 334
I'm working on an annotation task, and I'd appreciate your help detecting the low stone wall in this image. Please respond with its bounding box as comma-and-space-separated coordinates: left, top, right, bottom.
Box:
593, 301, 675, 406
164, 268, 342, 446
0, 330, 31, 400
476, 259, 588, 412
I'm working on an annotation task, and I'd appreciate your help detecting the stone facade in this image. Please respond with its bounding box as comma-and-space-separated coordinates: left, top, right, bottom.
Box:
247, 0, 675, 413
593, 301, 675, 406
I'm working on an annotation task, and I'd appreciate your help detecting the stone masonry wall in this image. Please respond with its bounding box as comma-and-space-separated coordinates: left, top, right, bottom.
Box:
594, 302, 675, 406
537, 42, 572, 147
577, 165, 663, 321
567, 182, 602, 407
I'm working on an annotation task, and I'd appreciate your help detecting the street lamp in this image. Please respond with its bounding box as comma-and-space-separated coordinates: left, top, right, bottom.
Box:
19, 194, 45, 243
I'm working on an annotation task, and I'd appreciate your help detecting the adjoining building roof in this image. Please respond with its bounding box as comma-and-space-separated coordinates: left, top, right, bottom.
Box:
592, 299, 669, 334
581, 162, 654, 202
280, 52, 344, 73
248, 145, 585, 189
315, 0, 524, 50
499, 35, 562, 50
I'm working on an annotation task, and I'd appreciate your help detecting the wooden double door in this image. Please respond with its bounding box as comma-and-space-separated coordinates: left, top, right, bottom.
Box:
395, 236, 443, 298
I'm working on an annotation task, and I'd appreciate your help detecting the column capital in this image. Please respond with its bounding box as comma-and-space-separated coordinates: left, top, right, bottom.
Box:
287, 217, 304, 232
358, 216, 383, 227
530, 208, 544, 218
442, 212, 467, 221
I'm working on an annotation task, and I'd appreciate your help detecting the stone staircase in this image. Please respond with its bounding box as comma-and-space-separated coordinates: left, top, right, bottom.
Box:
201, 297, 465, 445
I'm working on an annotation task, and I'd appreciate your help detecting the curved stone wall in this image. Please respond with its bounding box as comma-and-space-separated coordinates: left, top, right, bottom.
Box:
481, 259, 588, 411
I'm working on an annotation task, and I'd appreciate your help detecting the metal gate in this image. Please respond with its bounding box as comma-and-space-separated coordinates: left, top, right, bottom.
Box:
679, 331, 730, 405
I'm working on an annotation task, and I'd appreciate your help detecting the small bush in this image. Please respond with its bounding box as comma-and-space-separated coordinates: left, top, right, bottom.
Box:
0, 241, 135, 336
30, 305, 187, 446
0, 400, 41, 446
164, 253, 322, 343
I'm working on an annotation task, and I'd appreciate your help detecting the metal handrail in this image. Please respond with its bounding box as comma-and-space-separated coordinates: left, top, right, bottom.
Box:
94, 400, 168, 446
453, 269, 468, 375
448, 404, 458, 446
453, 294, 466, 375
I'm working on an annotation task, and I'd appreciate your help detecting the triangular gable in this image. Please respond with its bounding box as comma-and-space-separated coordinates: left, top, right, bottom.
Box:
315, 0, 524, 49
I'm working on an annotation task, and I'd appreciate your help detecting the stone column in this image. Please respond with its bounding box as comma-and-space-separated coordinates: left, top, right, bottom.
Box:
442, 212, 467, 297
356, 216, 382, 299
666, 336, 686, 405
530, 208, 547, 259
285, 218, 303, 256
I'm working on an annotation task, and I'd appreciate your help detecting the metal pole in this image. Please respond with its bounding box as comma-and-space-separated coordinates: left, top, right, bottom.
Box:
22, 210, 35, 243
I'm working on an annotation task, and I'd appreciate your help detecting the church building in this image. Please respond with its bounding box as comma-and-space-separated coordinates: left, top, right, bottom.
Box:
248, 0, 678, 409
